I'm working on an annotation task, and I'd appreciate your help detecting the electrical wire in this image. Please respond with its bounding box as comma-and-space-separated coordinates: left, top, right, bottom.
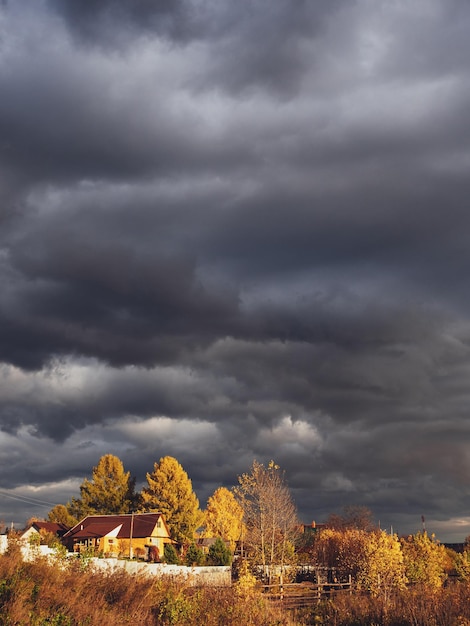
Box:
0, 488, 58, 508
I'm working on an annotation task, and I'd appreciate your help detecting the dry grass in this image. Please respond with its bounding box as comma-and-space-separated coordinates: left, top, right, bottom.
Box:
0, 542, 291, 625
3, 542, 470, 625
294, 583, 470, 625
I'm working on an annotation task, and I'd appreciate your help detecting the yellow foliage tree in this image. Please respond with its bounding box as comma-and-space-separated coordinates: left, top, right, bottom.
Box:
313, 526, 407, 598
400, 531, 447, 589
358, 530, 407, 600
140, 456, 203, 544
204, 487, 245, 549
455, 549, 470, 581
47, 504, 78, 528
234, 560, 258, 597
68, 454, 136, 519
312, 527, 369, 581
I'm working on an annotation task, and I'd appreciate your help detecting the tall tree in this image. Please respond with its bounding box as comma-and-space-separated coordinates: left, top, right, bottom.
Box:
400, 531, 448, 589
326, 505, 375, 531
312, 527, 368, 581
358, 530, 407, 602
140, 456, 203, 543
313, 527, 406, 602
235, 460, 299, 582
69, 454, 136, 519
47, 504, 78, 528
204, 487, 244, 548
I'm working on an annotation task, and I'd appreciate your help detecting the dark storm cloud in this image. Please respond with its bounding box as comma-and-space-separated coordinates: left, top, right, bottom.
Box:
0, 46, 206, 185
2, 0, 470, 539
48, 0, 343, 96
47, 0, 197, 45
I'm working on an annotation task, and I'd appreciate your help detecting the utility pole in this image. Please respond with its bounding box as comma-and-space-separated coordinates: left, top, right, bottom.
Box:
129, 512, 134, 559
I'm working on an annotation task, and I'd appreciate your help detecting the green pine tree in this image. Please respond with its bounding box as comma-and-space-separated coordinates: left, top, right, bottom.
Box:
207, 537, 232, 566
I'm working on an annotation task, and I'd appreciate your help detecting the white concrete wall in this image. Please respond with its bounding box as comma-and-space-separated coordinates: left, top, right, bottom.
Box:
0, 537, 231, 587
90, 559, 232, 586
0, 538, 55, 561
0, 535, 8, 554
21, 544, 56, 561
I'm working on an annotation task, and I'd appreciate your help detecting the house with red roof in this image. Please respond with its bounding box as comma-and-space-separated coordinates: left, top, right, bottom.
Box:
63, 512, 171, 559
21, 521, 69, 543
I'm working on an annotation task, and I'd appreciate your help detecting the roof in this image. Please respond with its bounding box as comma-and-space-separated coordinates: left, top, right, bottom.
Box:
30, 521, 69, 536
300, 522, 326, 533
64, 513, 169, 541
197, 537, 230, 548
68, 522, 122, 539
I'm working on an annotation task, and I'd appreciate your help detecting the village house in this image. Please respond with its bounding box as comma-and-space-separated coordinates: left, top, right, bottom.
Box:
63, 512, 172, 559
300, 520, 326, 537
21, 521, 69, 543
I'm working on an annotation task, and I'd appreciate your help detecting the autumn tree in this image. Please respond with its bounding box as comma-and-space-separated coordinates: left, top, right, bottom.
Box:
326, 505, 375, 531
47, 504, 78, 528
312, 527, 369, 581
358, 530, 407, 601
235, 460, 299, 582
454, 549, 470, 581
204, 487, 244, 549
140, 456, 203, 544
400, 531, 448, 589
456, 535, 470, 580
313, 527, 406, 601
68, 454, 136, 519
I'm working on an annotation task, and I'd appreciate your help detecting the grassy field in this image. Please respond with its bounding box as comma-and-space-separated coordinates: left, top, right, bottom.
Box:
1, 543, 470, 625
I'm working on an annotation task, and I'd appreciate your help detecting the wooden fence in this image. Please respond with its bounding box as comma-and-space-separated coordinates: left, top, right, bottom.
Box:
265, 577, 353, 609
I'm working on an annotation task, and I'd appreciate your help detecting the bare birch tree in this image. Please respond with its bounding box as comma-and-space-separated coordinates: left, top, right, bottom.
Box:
235, 460, 299, 583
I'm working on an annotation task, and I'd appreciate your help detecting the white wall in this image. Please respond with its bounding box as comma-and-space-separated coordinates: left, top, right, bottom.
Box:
0, 538, 231, 587
90, 559, 232, 586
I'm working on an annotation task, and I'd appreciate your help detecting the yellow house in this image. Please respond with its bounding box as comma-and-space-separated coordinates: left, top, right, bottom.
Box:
21, 521, 69, 544
63, 512, 171, 559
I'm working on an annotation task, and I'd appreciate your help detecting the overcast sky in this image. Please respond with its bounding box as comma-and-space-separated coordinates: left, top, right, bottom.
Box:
1, 0, 470, 541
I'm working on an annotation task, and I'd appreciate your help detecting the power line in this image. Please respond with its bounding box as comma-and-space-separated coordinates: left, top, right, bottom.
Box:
0, 489, 58, 508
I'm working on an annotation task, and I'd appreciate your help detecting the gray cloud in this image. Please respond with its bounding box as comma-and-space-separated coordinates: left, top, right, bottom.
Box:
1, 0, 470, 540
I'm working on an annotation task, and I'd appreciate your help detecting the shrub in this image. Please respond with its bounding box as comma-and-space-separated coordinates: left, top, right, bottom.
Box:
233, 559, 257, 596
185, 543, 205, 566
455, 550, 470, 581
134, 546, 146, 560
163, 543, 180, 564
156, 588, 194, 625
